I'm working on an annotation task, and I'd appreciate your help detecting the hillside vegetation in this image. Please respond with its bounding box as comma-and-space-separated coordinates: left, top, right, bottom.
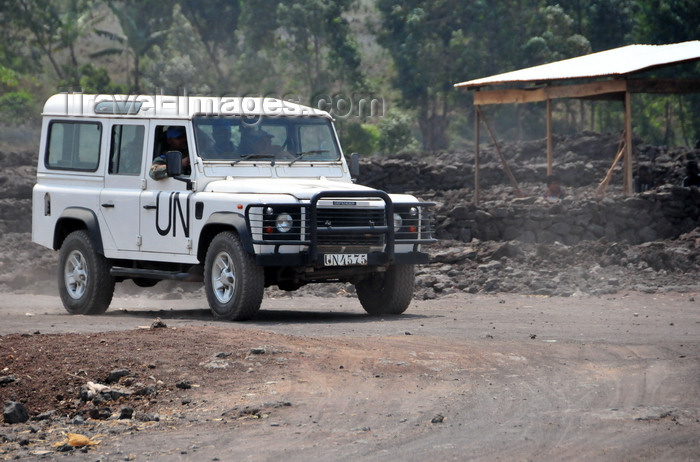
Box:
1, 0, 699, 151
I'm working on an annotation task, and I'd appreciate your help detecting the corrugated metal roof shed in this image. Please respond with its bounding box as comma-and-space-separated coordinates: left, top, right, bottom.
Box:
454, 41, 700, 202
455, 40, 700, 88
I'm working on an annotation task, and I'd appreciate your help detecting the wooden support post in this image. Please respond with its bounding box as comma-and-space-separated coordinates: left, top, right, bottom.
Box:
595, 135, 626, 198
475, 105, 481, 205
624, 90, 634, 194
476, 106, 524, 198
546, 99, 553, 175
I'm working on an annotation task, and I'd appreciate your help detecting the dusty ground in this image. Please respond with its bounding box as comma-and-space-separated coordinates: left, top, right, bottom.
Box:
1, 291, 699, 461
1, 130, 698, 460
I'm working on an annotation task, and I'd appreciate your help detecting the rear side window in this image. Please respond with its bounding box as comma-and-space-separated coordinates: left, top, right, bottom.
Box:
109, 124, 145, 175
46, 121, 102, 171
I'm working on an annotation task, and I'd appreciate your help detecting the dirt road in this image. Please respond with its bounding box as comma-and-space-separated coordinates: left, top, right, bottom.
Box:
1, 291, 699, 461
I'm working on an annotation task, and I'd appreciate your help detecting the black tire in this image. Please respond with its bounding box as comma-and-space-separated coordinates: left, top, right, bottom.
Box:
355, 265, 415, 315
57, 230, 114, 315
204, 231, 264, 321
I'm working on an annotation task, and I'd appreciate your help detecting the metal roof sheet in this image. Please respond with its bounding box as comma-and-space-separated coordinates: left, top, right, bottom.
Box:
455, 41, 700, 89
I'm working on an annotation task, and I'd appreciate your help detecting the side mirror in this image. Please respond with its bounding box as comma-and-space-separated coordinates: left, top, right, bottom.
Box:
165, 151, 182, 177
164, 150, 193, 190
349, 152, 360, 179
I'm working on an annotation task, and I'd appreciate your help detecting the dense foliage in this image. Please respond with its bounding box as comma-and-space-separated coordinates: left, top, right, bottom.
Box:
0, 0, 697, 150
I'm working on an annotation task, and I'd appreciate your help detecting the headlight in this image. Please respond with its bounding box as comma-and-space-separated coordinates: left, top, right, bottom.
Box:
393, 213, 403, 230
276, 213, 293, 233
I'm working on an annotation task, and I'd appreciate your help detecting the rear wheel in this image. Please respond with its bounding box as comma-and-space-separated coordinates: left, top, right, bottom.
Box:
355, 265, 415, 315
57, 230, 114, 315
204, 231, 264, 321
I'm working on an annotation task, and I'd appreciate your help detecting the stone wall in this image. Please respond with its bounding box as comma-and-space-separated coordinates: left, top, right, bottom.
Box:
355, 132, 692, 194
355, 133, 700, 247
437, 186, 700, 245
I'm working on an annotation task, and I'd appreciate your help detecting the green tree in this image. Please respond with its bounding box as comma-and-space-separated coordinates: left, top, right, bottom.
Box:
338, 120, 380, 155
584, 0, 636, 51
235, 0, 283, 94
141, 4, 213, 94
522, 5, 591, 66
3, 0, 65, 80
555, 0, 636, 51
633, 0, 700, 145
0, 66, 36, 123
101, 0, 174, 92
276, 0, 365, 98
0, 0, 99, 86
377, 1, 558, 150
234, 0, 365, 102
55, 0, 105, 86
378, 109, 419, 154
634, 0, 700, 45
77, 63, 124, 94
179, 0, 241, 92
0, 10, 32, 73
376, 1, 478, 151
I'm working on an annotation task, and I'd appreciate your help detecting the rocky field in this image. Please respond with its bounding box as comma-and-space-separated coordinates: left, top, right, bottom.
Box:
0, 129, 698, 299
1, 128, 698, 461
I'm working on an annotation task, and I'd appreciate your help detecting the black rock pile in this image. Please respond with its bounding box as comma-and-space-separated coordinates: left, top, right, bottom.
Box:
1, 131, 698, 297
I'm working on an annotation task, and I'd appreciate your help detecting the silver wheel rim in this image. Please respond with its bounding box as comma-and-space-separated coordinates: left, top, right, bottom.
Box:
212, 251, 236, 304
64, 250, 88, 299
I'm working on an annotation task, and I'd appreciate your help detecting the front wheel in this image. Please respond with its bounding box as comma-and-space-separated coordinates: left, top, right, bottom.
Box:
355, 265, 415, 315
204, 231, 264, 321
57, 230, 114, 315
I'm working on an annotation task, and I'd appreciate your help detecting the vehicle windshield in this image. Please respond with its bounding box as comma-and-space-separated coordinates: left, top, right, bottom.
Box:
194, 115, 341, 162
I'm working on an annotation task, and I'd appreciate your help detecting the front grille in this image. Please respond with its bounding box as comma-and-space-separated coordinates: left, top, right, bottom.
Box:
316, 208, 386, 245
246, 191, 436, 257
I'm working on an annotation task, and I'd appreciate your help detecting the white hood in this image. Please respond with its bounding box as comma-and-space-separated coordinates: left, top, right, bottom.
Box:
203, 177, 376, 200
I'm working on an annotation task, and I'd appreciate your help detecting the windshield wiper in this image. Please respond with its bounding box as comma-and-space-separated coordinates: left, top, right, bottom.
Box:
289, 150, 329, 166
231, 153, 277, 166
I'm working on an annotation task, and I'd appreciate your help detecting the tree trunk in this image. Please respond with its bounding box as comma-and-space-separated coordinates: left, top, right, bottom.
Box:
133, 54, 141, 93
418, 113, 449, 152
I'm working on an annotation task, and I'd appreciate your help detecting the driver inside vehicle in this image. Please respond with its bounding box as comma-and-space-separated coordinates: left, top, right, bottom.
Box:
150, 126, 191, 180
245, 129, 292, 158
210, 123, 235, 157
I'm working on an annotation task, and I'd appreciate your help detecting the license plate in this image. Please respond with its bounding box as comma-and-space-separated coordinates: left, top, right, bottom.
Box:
323, 253, 368, 266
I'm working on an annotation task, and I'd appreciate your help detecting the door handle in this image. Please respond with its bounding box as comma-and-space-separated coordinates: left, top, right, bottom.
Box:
101, 203, 115, 208
143, 204, 157, 210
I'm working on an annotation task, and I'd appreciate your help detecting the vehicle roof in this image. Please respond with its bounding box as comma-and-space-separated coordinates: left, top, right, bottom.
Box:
42, 93, 332, 119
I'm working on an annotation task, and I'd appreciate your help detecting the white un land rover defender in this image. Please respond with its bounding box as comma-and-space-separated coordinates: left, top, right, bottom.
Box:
32, 93, 435, 320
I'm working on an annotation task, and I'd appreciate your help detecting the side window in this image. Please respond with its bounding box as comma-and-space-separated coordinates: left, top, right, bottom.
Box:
109, 124, 145, 175
153, 125, 189, 159
46, 121, 102, 171
149, 125, 191, 181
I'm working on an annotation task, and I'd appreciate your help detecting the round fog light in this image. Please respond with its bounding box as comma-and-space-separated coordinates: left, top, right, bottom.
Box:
276, 213, 293, 233
393, 213, 403, 230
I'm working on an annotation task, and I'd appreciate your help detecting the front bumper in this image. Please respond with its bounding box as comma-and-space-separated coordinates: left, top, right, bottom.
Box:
245, 190, 436, 267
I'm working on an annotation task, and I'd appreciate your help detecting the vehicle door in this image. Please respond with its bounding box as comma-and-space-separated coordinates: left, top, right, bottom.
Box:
99, 120, 147, 252
139, 121, 194, 255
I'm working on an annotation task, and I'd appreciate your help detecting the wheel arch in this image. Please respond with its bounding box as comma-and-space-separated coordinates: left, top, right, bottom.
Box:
54, 207, 105, 254
197, 212, 254, 262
